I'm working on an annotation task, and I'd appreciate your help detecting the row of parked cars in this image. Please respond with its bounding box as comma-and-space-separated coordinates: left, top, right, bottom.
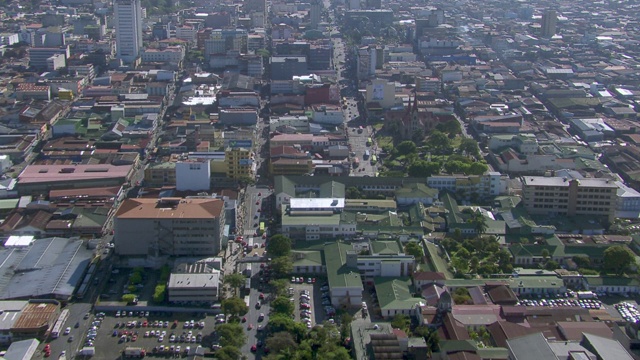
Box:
151, 345, 191, 357
517, 298, 603, 309
615, 302, 640, 323
85, 312, 106, 348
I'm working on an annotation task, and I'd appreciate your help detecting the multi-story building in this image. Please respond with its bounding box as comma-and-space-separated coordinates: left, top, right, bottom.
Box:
204, 29, 248, 60
522, 176, 617, 223
28, 46, 70, 69
225, 147, 252, 179
309, 0, 322, 28
271, 56, 308, 81
427, 172, 505, 201
114, 198, 226, 257
114, 0, 143, 64
308, 44, 332, 70
175, 25, 197, 43
366, 79, 396, 109
311, 104, 343, 125
281, 198, 357, 240
176, 160, 211, 191
141, 46, 185, 64
541, 9, 557, 37
357, 47, 376, 80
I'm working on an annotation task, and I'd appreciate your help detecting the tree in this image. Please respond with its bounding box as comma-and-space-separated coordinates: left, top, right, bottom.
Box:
224, 273, 246, 296
121, 294, 137, 304
215, 346, 241, 360
414, 326, 440, 356
269, 278, 290, 297
404, 242, 424, 261
339, 313, 353, 340
271, 296, 295, 315
266, 332, 298, 355
436, 120, 461, 136
391, 314, 411, 333
396, 140, 417, 155
459, 138, 480, 157
545, 260, 559, 271
451, 256, 469, 275
467, 162, 489, 175
345, 186, 362, 199
152, 284, 166, 303
267, 235, 292, 257
268, 314, 307, 342
541, 248, 550, 261
572, 255, 591, 268
603, 245, 636, 275
444, 160, 469, 174
270, 256, 293, 277
470, 256, 480, 273
216, 323, 246, 348
427, 130, 452, 154
469, 211, 488, 235
221, 297, 248, 318
129, 272, 142, 285
452, 288, 471, 305
408, 160, 441, 177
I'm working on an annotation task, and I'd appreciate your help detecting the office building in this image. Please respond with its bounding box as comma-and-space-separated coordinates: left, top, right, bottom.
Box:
522, 176, 617, 223
176, 160, 211, 191
541, 9, 557, 37
309, 0, 322, 28
225, 147, 253, 179
114, 0, 143, 64
114, 198, 226, 257
168, 259, 221, 304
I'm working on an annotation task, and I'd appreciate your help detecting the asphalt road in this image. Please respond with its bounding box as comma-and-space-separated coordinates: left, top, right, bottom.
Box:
240, 264, 270, 358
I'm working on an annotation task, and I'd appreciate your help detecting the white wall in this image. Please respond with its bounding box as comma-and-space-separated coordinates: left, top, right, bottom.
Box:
176, 161, 211, 191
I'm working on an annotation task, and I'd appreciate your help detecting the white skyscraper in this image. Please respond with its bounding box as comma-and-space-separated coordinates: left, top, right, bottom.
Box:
114, 0, 143, 64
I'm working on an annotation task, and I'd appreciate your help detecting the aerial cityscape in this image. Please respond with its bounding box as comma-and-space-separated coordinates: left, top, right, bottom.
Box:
0, 0, 638, 359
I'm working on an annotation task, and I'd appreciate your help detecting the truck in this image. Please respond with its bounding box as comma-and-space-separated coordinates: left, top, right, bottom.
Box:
78, 347, 95, 357
123, 347, 146, 358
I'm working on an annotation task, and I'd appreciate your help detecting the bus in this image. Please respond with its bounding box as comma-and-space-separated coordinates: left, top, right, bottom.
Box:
50, 309, 70, 339
259, 222, 265, 234
370, 155, 377, 165
363, 150, 370, 159
366, 138, 372, 146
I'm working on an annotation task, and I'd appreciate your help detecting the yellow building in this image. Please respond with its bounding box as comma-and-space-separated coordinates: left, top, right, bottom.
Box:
58, 89, 74, 100
225, 147, 253, 179
144, 162, 177, 186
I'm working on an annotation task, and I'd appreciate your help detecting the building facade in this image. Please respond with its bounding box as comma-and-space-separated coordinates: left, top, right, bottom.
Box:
114, 198, 226, 257
114, 0, 143, 64
522, 176, 617, 223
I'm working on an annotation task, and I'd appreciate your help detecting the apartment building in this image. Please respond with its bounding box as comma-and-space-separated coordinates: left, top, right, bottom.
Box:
427, 172, 505, 200
225, 147, 253, 180
114, 198, 226, 257
522, 176, 617, 223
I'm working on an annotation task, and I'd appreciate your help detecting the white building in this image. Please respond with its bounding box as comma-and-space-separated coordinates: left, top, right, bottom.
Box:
176, 160, 211, 191
366, 79, 396, 109
0, 155, 12, 172
141, 46, 185, 63
311, 104, 343, 125
168, 258, 222, 304
269, 116, 310, 132
427, 172, 505, 200
114, 0, 143, 64
175, 26, 197, 43
281, 198, 356, 240
488, 134, 538, 154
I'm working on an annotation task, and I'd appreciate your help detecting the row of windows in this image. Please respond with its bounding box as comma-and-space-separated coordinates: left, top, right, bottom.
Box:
576, 207, 610, 212
576, 201, 610, 205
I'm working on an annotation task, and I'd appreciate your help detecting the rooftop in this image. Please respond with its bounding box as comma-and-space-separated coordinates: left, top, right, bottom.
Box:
116, 198, 224, 219
18, 164, 133, 184
374, 277, 424, 311
324, 242, 363, 290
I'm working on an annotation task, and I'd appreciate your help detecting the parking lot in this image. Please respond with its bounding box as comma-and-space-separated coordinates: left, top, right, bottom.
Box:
82, 310, 216, 359
289, 278, 334, 328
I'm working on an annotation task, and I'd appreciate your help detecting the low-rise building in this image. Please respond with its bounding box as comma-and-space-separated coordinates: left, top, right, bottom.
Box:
374, 277, 424, 318
168, 258, 222, 304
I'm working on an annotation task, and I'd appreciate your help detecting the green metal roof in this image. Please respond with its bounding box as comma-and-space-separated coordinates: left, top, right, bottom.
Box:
370, 240, 402, 255
291, 250, 324, 267
584, 276, 640, 287
0, 198, 19, 210
395, 183, 438, 198
324, 242, 363, 290
373, 277, 423, 311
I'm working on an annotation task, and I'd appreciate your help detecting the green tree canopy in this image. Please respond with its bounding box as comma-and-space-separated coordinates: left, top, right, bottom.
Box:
266, 332, 298, 355
270, 256, 293, 278
267, 235, 292, 257
271, 296, 295, 315
427, 130, 452, 154
215, 346, 241, 360
390, 314, 411, 334
216, 323, 246, 348
221, 297, 249, 318
408, 160, 441, 177
269, 278, 290, 297
404, 242, 424, 260
459, 138, 480, 157
224, 273, 246, 296
396, 140, 417, 155
603, 245, 636, 275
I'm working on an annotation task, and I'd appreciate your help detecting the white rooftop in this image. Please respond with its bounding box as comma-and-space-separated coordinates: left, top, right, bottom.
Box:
4, 236, 34, 247
290, 198, 345, 210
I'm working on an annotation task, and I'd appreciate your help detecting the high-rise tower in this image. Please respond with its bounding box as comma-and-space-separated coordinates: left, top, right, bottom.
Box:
541, 9, 557, 37
114, 0, 143, 64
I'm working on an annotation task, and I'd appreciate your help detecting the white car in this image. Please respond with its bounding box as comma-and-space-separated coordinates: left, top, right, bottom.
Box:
64, 327, 71, 335
158, 335, 164, 342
